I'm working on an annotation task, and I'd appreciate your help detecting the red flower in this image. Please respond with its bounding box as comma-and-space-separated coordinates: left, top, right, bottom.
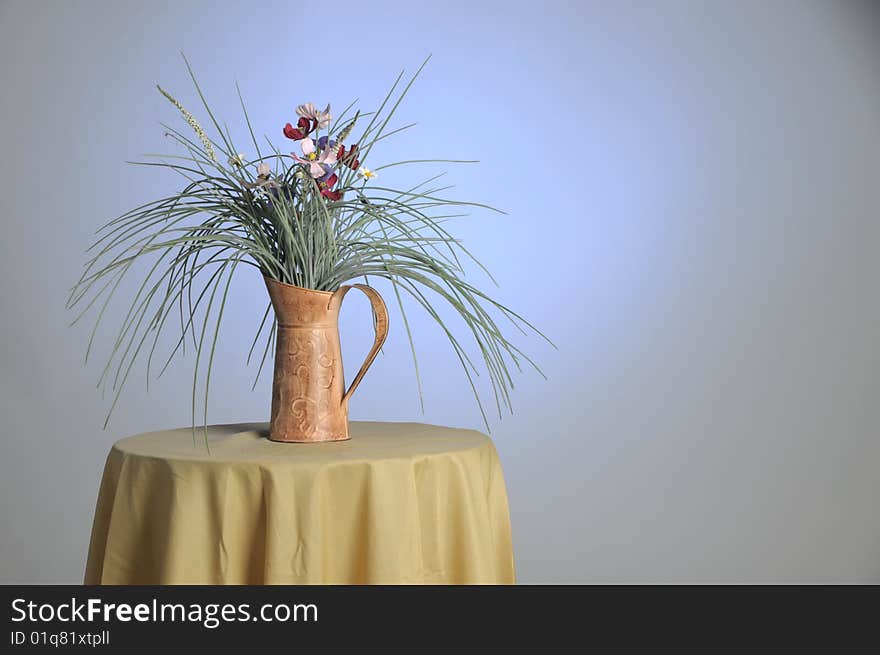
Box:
318, 172, 342, 201
283, 117, 317, 141
337, 143, 360, 170
283, 122, 303, 140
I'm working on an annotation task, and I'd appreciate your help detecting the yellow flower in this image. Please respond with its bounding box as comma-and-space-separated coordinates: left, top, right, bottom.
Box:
359, 166, 377, 180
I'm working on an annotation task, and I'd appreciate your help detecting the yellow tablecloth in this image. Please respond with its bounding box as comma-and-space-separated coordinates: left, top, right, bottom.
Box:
84, 422, 514, 584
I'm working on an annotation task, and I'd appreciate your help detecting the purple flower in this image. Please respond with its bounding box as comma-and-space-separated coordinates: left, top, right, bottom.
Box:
317, 136, 337, 152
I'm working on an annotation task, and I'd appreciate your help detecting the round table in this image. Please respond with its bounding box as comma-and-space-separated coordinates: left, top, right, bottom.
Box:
84, 422, 515, 584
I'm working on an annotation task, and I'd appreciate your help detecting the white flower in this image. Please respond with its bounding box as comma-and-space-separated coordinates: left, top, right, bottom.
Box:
359, 166, 377, 180
242, 162, 277, 194
296, 103, 332, 129
228, 152, 246, 167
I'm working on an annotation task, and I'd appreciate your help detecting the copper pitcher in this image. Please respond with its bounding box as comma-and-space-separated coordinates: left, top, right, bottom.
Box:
264, 276, 389, 443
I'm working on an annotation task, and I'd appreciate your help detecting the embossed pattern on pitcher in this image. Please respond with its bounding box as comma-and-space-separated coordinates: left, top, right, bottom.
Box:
272, 326, 345, 441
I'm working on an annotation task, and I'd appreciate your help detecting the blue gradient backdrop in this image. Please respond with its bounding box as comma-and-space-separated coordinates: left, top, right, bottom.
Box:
1, 0, 879, 582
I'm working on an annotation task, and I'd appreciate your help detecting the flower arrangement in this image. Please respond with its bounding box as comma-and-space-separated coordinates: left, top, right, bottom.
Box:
68, 57, 549, 434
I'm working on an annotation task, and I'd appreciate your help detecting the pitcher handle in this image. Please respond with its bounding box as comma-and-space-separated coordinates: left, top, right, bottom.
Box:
331, 284, 389, 406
